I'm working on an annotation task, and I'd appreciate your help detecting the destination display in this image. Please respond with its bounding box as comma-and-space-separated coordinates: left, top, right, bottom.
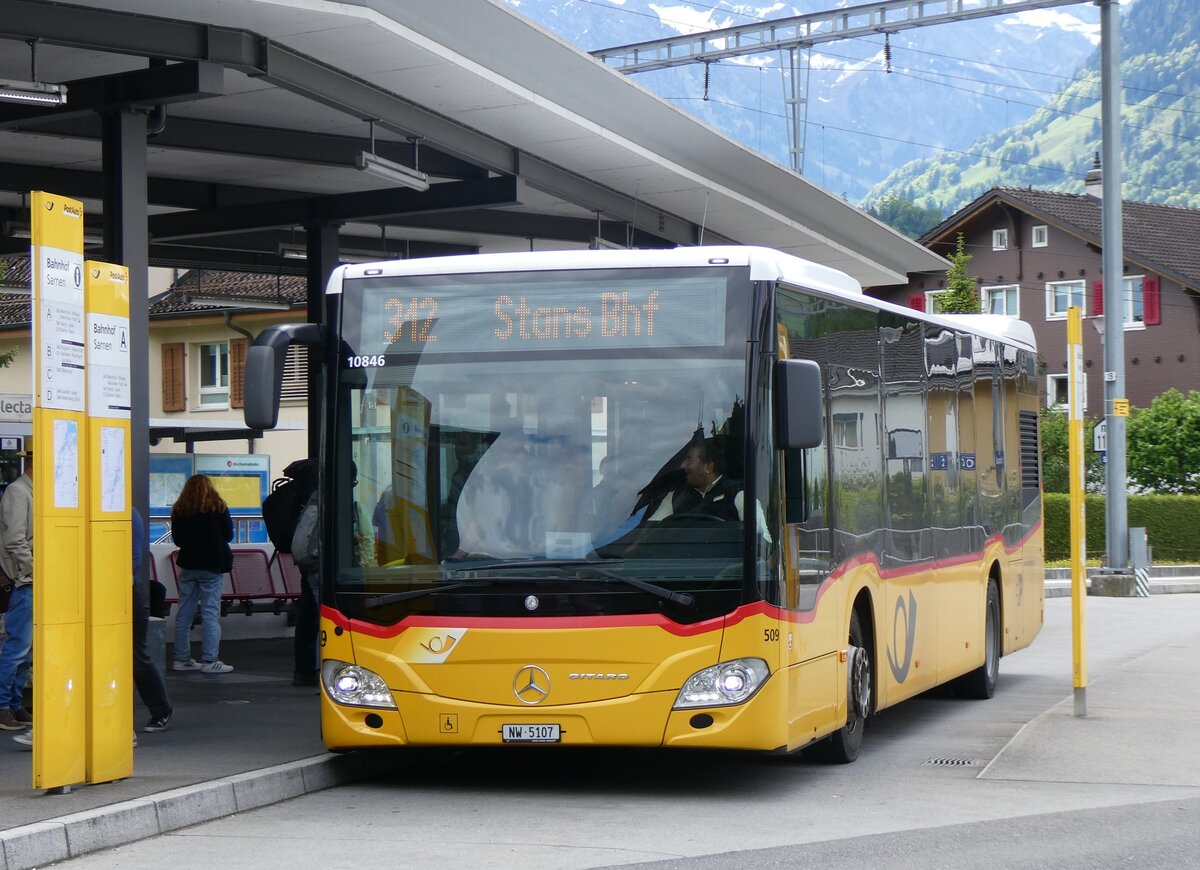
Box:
345, 273, 729, 358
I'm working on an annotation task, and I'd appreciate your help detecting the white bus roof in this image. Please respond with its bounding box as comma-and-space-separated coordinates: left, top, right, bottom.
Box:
336, 246, 1036, 352
337, 246, 856, 294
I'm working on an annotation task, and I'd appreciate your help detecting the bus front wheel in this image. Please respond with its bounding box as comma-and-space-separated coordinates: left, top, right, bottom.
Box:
807, 610, 871, 764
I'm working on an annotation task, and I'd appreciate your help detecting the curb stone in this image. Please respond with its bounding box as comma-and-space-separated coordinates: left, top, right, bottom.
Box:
0, 752, 388, 870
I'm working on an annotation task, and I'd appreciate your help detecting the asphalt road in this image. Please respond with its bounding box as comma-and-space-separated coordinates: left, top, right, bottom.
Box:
55, 594, 1200, 868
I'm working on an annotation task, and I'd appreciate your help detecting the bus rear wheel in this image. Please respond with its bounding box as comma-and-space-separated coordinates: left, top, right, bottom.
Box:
806, 610, 871, 764
955, 578, 1000, 699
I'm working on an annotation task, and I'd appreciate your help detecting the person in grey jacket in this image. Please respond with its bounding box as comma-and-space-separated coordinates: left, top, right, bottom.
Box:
0, 439, 33, 732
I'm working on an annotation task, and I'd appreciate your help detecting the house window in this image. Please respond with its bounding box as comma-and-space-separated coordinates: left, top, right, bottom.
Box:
832, 412, 863, 448
1124, 276, 1145, 328
198, 341, 230, 406
982, 284, 1019, 316
1047, 373, 1086, 411
1046, 280, 1085, 320
925, 289, 948, 314
1032, 225, 1048, 247
992, 229, 1008, 251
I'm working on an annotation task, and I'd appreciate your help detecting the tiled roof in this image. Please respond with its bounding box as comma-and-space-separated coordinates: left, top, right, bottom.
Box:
149, 269, 306, 315
0, 262, 306, 328
924, 188, 1200, 289
0, 257, 31, 329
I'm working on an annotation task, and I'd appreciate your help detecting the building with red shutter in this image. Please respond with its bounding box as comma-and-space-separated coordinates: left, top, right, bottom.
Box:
868, 172, 1200, 415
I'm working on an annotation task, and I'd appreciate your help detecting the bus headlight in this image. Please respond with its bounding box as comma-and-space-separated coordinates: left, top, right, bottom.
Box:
321, 660, 397, 709
674, 658, 770, 709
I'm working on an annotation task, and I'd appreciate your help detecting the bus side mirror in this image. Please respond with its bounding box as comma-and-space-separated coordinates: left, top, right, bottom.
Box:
774, 359, 823, 450
244, 323, 324, 430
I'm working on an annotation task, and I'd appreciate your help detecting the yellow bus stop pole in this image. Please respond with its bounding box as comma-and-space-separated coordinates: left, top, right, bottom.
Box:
84, 262, 134, 783
1067, 306, 1088, 717
29, 191, 89, 791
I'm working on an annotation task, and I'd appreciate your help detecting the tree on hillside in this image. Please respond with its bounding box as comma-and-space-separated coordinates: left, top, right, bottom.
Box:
1126, 389, 1200, 493
865, 195, 943, 240
936, 233, 982, 313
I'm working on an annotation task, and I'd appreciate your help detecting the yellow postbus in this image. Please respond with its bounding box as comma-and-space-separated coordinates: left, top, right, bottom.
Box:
245, 246, 1043, 762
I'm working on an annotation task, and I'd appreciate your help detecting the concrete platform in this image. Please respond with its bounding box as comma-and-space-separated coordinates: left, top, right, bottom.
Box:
2, 587, 1198, 870
0, 638, 393, 870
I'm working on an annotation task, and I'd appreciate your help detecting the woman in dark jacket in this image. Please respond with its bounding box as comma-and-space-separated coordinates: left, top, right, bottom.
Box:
170, 474, 235, 674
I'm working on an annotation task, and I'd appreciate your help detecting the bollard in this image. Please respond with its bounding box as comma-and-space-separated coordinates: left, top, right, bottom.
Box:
1129, 527, 1151, 598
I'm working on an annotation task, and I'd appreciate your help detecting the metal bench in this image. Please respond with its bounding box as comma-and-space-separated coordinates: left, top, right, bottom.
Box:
273, 551, 304, 602
226, 548, 287, 615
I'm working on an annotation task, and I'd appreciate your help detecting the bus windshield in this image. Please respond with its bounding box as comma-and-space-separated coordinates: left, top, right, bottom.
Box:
333, 265, 752, 622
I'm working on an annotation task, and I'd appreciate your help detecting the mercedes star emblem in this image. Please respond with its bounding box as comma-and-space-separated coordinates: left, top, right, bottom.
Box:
513, 665, 551, 705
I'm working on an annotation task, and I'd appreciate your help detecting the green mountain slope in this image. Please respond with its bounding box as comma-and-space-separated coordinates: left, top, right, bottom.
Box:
864, 0, 1200, 216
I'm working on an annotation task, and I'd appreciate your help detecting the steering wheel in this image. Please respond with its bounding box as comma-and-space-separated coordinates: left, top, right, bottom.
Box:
659, 511, 729, 525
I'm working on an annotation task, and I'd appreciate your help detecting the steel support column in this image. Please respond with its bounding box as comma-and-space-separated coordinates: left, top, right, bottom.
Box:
1098, 0, 1128, 571
101, 107, 150, 577
305, 223, 339, 458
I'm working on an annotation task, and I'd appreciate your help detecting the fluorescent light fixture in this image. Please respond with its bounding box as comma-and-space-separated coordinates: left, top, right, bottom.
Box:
0, 78, 67, 106
183, 292, 292, 311
4, 221, 102, 245
355, 151, 429, 192
277, 243, 385, 264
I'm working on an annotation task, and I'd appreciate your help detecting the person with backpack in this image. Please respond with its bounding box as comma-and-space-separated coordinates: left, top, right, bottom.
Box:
267, 459, 319, 687
170, 474, 235, 674
286, 459, 374, 686
290, 485, 319, 686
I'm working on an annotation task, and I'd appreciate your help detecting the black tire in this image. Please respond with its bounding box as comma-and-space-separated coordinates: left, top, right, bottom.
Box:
806, 610, 871, 764
955, 578, 1000, 699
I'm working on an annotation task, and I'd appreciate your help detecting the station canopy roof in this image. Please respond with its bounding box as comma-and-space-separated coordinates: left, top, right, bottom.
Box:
0, 0, 946, 288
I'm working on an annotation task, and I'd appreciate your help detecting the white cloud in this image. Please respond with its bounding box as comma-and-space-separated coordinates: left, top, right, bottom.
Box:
649, 4, 735, 35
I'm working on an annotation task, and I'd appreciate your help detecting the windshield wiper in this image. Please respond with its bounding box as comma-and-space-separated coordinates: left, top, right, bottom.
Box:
452, 558, 694, 608
362, 574, 565, 609
363, 582, 479, 608
365, 559, 694, 609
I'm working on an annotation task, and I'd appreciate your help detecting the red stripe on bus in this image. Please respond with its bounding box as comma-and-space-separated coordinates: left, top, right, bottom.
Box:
320, 605, 726, 639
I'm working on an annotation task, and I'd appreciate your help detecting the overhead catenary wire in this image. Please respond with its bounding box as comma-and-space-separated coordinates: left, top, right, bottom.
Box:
576, 0, 1195, 127
570, 0, 1200, 207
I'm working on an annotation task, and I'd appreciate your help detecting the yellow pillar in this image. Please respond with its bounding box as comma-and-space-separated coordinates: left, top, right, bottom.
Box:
84, 262, 134, 782
29, 191, 88, 790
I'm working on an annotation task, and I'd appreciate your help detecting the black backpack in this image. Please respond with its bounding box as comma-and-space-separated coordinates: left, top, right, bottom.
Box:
263, 458, 317, 554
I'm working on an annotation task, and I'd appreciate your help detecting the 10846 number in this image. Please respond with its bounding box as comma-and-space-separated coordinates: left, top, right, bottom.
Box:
346, 354, 386, 368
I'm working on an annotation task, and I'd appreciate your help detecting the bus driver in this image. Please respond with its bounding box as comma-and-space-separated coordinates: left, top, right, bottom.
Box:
648, 437, 743, 523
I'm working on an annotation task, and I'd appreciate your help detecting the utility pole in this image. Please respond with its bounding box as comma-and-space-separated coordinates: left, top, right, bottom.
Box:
1097, 0, 1133, 590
